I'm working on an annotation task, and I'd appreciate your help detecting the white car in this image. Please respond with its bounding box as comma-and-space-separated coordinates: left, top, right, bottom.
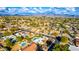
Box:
69, 45, 79, 51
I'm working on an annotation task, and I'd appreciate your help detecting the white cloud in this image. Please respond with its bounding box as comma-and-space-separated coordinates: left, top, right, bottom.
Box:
8, 8, 16, 12
28, 10, 37, 13
48, 8, 52, 11
63, 11, 69, 14
66, 7, 76, 11
53, 7, 76, 14
20, 7, 29, 11
17, 7, 29, 13
0, 7, 6, 10
32, 7, 46, 13
33, 7, 41, 12
53, 9, 62, 14
0, 7, 77, 15
32, 7, 53, 13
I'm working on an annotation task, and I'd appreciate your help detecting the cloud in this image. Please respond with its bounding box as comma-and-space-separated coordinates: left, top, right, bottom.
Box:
28, 10, 37, 13
0, 7, 6, 11
7, 8, 17, 13
32, 7, 53, 13
53, 8, 65, 14
31, 7, 45, 13
18, 7, 29, 12
0, 7, 78, 16
65, 7, 76, 12
53, 7, 76, 15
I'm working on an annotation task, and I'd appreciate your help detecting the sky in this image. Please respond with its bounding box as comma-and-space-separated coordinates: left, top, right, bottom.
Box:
0, 7, 79, 16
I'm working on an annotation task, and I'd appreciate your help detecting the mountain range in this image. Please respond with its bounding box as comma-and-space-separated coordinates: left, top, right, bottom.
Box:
0, 7, 79, 17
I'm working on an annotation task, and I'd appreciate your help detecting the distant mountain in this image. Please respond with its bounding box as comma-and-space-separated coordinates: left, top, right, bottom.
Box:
0, 7, 79, 17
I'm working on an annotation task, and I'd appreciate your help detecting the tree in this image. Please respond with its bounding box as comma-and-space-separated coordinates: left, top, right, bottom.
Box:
16, 36, 23, 42
0, 24, 5, 28
4, 38, 14, 48
61, 36, 69, 44
3, 31, 12, 36
10, 27, 19, 33
53, 44, 70, 51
